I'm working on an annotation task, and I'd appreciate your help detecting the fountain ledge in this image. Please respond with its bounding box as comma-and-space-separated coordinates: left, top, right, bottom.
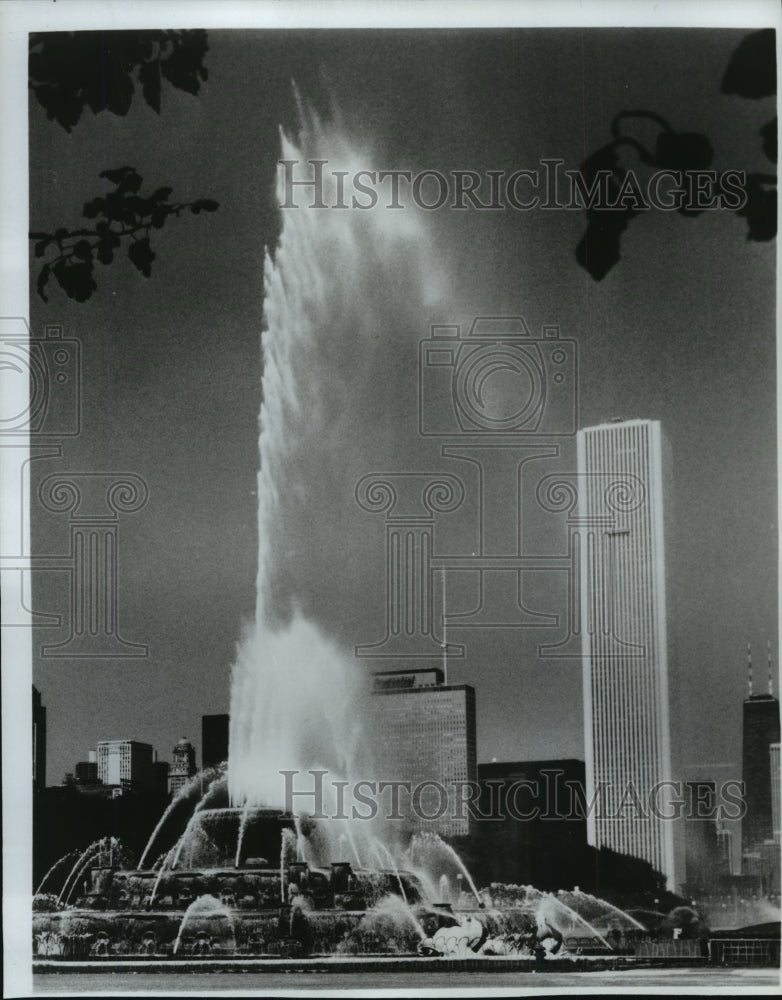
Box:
34, 955, 704, 975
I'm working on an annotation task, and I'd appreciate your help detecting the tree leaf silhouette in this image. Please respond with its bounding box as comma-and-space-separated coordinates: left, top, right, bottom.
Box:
721, 29, 776, 99
160, 30, 210, 95
53, 258, 97, 302
575, 212, 634, 282
128, 237, 156, 277
138, 59, 162, 114
190, 199, 219, 214
573, 141, 645, 281
30, 30, 218, 302
72, 240, 92, 261
654, 131, 713, 172
737, 175, 777, 241
29, 30, 210, 131
761, 118, 777, 164
576, 30, 777, 280
99, 167, 135, 183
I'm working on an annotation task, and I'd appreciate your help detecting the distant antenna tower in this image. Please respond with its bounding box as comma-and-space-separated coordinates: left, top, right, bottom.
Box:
768, 639, 774, 696
748, 641, 753, 697
442, 569, 448, 685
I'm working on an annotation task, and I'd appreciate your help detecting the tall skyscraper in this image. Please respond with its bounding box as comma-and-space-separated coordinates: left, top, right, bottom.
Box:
741, 661, 780, 855
32, 685, 46, 792
578, 418, 677, 889
202, 714, 230, 770
369, 668, 476, 837
771, 742, 780, 842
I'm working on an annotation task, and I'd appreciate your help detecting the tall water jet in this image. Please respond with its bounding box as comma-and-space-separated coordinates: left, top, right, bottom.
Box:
228, 99, 448, 816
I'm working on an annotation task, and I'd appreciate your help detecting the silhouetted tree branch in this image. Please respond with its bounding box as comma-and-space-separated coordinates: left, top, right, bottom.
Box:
576, 29, 777, 281
31, 167, 218, 302
29, 30, 219, 302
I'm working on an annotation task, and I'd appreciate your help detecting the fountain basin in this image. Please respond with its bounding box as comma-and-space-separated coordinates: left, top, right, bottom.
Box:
33, 898, 624, 960
35, 806, 649, 961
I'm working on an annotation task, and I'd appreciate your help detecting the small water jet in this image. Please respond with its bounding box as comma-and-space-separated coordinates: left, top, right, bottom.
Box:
36, 849, 79, 897
234, 801, 252, 869
172, 895, 236, 956
537, 894, 612, 950
58, 838, 118, 906
557, 888, 648, 936
149, 846, 177, 908
366, 837, 409, 906
280, 828, 297, 902
138, 767, 225, 870
407, 832, 484, 907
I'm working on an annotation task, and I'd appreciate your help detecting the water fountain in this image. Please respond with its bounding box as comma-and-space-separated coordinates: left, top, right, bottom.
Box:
34, 797, 654, 960
33, 103, 657, 968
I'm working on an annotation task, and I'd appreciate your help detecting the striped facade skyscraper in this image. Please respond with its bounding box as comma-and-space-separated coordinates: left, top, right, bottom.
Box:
577, 418, 678, 889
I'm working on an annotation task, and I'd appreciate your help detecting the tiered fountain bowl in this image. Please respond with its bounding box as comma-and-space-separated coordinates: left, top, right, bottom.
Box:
33, 806, 647, 961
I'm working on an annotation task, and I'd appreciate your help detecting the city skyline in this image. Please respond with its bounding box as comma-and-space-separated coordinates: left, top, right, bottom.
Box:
4, 8, 779, 990
21, 27, 776, 851
40, 672, 775, 887
35, 632, 781, 899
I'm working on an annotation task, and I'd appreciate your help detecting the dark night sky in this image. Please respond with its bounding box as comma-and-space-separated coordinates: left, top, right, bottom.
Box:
29, 28, 776, 825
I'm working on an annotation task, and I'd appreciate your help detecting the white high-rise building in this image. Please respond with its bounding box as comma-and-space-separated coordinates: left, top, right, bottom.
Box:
577, 418, 677, 889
